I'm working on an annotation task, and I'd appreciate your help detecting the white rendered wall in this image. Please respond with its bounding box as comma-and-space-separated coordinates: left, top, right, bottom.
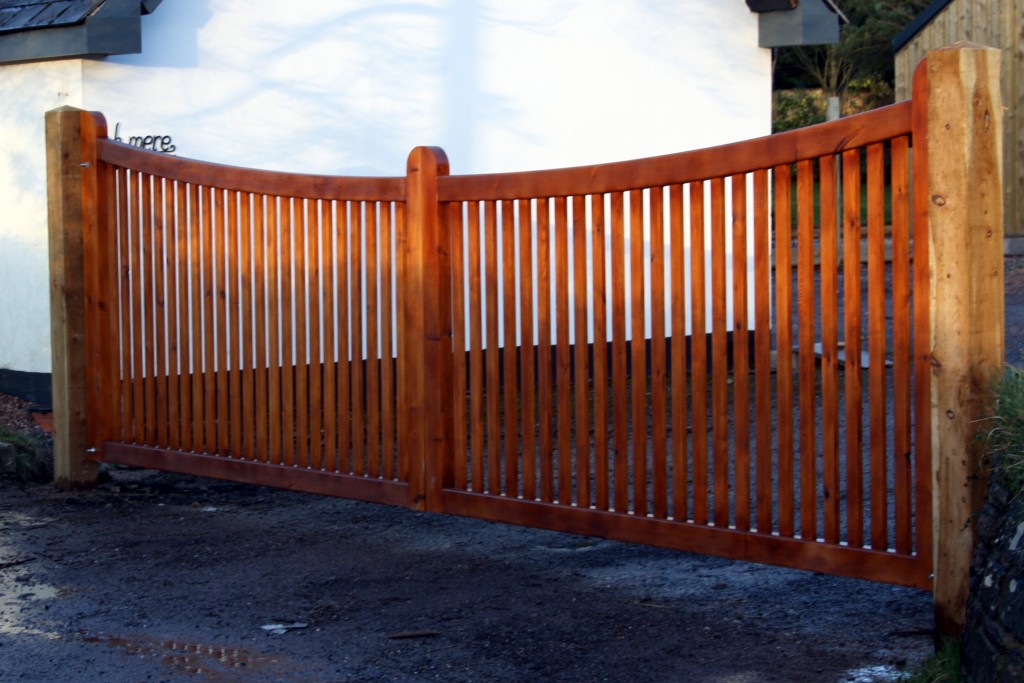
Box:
0, 60, 83, 373
0, 0, 770, 373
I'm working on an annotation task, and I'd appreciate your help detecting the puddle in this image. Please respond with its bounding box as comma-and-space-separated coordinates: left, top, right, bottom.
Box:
80, 632, 294, 680
842, 664, 905, 682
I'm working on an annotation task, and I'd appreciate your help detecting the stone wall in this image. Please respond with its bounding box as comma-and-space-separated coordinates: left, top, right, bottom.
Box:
962, 470, 1024, 681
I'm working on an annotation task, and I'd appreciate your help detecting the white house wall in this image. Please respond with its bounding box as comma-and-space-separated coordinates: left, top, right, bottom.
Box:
0, 0, 770, 374
0, 59, 83, 373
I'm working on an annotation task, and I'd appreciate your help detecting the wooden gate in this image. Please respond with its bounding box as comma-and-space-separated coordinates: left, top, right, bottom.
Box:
48, 46, 1005, 634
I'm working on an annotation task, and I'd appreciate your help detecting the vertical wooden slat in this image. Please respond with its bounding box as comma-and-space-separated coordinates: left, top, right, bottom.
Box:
819, 156, 841, 544
279, 197, 296, 467
468, 201, 485, 490
502, 201, 520, 497
365, 201, 380, 477
485, 200, 501, 493
867, 142, 888, 551
350, 201, 365, 475
450, 202, 467, 489
228, 191, 243, 459
753, 170, 772, 532
519, 198, 537, 500
710, 178, 728, 528
731, 174, 750, 532
773, 165, 795, 538
202, 187, 218, 455
591, 194, 609, 511
650, 187, 668, 519
214, 188, 229, 457
668, 185, 687, 521
891, 136, 913, 555
293, 198, 310, 469
690, 181, 708, 526
573, 195, 590, 508
306, 198, 323, 470
117, 170, 132, 442
152, 177, 167, 449
141, 174, 157, 448
321, 200, 337, 471
189, 183, 205, 452
253, 195, 269, 464
555, 196, 572, 505
163, 180, 179, 451
240, 193, 255, 461
336, 201, 351, 473
381, 201, 396, 479
392, 202, 407, 479
610, 191, 628, 513
796, 159, 817, 540
629, 189, 647, 515
175, 181, 191, 452
266, 197, 282, 465
538, 197, 555, 503
842, 149, 864, 547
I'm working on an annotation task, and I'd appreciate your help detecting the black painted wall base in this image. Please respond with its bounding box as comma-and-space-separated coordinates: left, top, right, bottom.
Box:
0, 369, 52, 410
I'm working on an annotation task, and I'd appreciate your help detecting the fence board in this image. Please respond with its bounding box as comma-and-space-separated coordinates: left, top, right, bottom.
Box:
819, 156, 840, 545
710, 178, 728, 528
572, 194, 589, 508
842, 149, 864, 547
690, 181, 708, 525
867, 142, 888, 551
668, 185, 687, 521
774, 165, 794, 538
518, 198, 537, 500
610, 192, 628, 512
629, 189, 647, 515
590, 194, 609, 511
503, 200, 519, 496
650, 187, 667, 520
752, 169, 772, 533
731, 173, 750, 532
891, 136, 913, 555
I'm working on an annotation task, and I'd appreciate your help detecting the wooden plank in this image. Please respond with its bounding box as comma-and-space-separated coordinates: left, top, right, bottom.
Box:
573, 195, 590, 509
293, 198, 310, 469
649, 187, 668, 520
731, 174, 750, 532
437, 103, 913, 202
253, 194, 269, 464
336, 201, 352, 473
690, 181, 709, 526
629, 189, 647, 515
380, 201, 396, 479
555, 196, 572, 505
867, 142, 888, 551
922, 47, 1004, 635
321, 199, 337, 471
842, 149, 864, 548
590, 194, 609, 511
449, 202, 467, 489
710, 178, 728, 528
365, 200, 380, 477
214, 187, 229, 457
140, 174, 157, 448
468, 201, 485, 491
266, 196, 282, 465
819, 156, 840, 545
668, 185, 687, 521
189, 183, 205, 453
152, 177, 168, 449
279, 197, 296, 466
796, 159, 817, 541
610, 192, 628, 512
166, 180, 183, 451
240, 193, 255, 461
502, 200, 520, 497
306, 198, 323, 470
350, 201, 365, 475
538, 198, 555, 503
752, 170, 772, 533
773, 165, 795, 538
891, 136, 913, 555
518, 198, 537, 500
228, 191, 244, 460
46, 107, 98, 488
485, 200, 501, 494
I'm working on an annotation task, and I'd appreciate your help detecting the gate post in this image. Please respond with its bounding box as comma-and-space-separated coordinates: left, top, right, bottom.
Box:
46, 106, 100, 490
917, 44, 1004, 637
399, 146, 454, 511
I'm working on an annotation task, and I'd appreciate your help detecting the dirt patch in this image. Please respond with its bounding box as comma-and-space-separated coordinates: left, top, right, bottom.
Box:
1, 463, 932, 682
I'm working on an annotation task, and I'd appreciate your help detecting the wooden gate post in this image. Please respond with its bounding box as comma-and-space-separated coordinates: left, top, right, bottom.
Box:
399, 146, 454, 511
46, 106, 100, 490
918, 44, 1005, 637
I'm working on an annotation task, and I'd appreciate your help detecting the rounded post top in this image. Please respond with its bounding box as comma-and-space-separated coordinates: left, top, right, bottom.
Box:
407, 146, 450, 177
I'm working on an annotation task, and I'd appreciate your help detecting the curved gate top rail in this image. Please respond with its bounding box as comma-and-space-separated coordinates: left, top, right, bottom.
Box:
46, 45, 1005, 637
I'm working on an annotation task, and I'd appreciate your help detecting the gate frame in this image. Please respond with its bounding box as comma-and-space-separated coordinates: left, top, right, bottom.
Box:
46, 44, 1004, 637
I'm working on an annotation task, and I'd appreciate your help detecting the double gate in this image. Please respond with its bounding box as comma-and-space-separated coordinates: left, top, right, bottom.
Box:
49, 48, 1007, 626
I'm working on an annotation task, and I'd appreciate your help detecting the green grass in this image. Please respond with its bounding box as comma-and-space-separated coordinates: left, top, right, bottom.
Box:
899, 639, 961, 683
0, 425, 50, 482
983, 366, 1024, 495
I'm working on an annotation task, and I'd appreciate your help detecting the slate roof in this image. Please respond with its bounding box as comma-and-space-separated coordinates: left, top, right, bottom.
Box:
0, 0, 103, 34
891, 0, 954, 52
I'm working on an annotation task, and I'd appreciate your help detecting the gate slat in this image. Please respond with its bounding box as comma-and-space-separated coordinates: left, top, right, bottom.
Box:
650, 187, 667, 520
293, 198, 311, 469
773, 165, 794, 538
797, 159, 817, 541
336, 201, 352, 473
590, 193, 609, 511
752, 169, 772, 533
380, 202, 395, 478
468, 201, 485, 491
189, 183, 205, 452
555, 197, 572, 505
240, 193, 255, 462
538, 198, 555, 503
867, 142, 888, 551
140, 173, 155, 447
350, 201, 364, 475
215, 188, 229, 456
254, 195, 269, 464
504, 200, 520, 497
153, 177, 168, 449
117, 169, 133, 442
668, 185, 687, 521
173, 180, 190, 452
610, 192, 628, 513
228, 191, 243, 459
689, 181, 708, 526
731, 174, 750, 532
307, 198, 323, 470
280, 197, 296, 466
842, 150, 864, 547
485, 200, 501, 494
519, 198, 537, 501
819, 156, 841, 544
573, 195, 589, 508
322, 199, 337, 471
892, 136, 913, 554
710, 178, 728, 528
629, 189, 647, 515
450, 202, 467, 489
266, 196, 282, 465
366, 200, 380, 478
